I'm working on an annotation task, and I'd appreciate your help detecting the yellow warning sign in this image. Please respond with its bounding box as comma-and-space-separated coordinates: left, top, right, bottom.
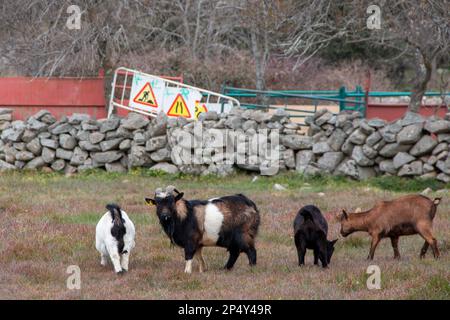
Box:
167, 94, 191, 118
132, 82, 158, 108
195, 101, 208, 119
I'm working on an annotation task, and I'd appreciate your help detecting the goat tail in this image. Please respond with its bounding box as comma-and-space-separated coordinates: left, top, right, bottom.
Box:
429, 197, 442, 220
106, 203, 124, 226
433, 197, 442, 206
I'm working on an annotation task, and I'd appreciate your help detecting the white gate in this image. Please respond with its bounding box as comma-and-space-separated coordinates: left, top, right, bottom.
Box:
108, 67, 240, 119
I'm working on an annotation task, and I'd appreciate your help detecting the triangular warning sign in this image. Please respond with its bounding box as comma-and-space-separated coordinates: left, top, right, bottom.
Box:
132, 82, 158, 108
195, 101, 208, 119
167, 94, 191, 118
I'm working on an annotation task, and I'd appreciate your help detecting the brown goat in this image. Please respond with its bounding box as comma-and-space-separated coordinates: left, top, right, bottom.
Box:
339, 195, 441, 260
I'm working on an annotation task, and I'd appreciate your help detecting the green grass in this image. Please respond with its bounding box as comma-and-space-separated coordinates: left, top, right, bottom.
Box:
408, 275, 450, 300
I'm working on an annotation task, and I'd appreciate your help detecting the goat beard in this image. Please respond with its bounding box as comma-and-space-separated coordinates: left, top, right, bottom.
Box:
161, 218, 176, 247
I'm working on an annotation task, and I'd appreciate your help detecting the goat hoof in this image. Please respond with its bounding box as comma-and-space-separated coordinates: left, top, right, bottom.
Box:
117, 270, 125, 275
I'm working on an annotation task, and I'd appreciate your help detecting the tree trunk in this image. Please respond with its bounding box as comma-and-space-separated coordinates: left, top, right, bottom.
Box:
251, 27, 268, 108
408, 49, 433, 113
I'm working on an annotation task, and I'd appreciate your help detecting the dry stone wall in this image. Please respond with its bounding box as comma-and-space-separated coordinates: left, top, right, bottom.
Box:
1, 107, 450, 182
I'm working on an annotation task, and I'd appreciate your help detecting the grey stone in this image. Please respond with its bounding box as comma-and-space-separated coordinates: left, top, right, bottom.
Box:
64, 164, 77, 175
357, 166, 376, 180
360, 121, 375, 135
336, 159, 359, 179
89, 132, 105, 144
40, 113, 56, 125
68, 113, 91, 124
379, 143, 411, 157
79, 140, 101, 152
436, 158, 450, 174
0, 159, 16, 171
1, 128, 24, 142
133, 132, 146, 145
76, 130, 89, 141
242, 120, 257, 131
199, 111, 219, 121
282, 149, 296, 169
396, 124, 423, 144
437, 173, 450, 183
398, 161, 423, 176
400, 111, 425, 126
59, 134, 77, 150
150, 148, 171, 162
315, 112, 333, 126
56, 148, 73, 160
119, 139, 132, 151
317, 152, 344, 171
379, 160, 397, 174
409, 135, 438, 156
150, 162, 178, 174
437, 133, 450, 143
14, 161, 25, 169
312, 141, 331, 154
327, 128, 347, 151
341, 139, 355, 156
146, 136, 168, 152
128, 146, 152, 168
225, 116, 244, 129
22, 129, 38, 143
27, 117, 48, 132
24, 157, 45, 170
393, 152, 415, 169
100, 117, 121, 133
295, 150, 315, 173
32, 110, 51, 121
26, 138, 42, 155
41, 147, 56, 164
51, 123, 72, 135
121, 113, 149, 130
105, 162, 127, 173
81, 120, 99, 131
281, 135, 313, 150
70, 147, 88, 165
352, 146, 374, 166
423, 163, 434, 173
348, 129, 367, 145
432, 142, 447, 155
100, 138, 123, 152
424, 120, 450, 134
380, 130, 397, 143
15, 151, 34, 161
367, 118, 386, 128
51, 159, 66, 171
362, 145, 377, 159
91, 151, 123, 163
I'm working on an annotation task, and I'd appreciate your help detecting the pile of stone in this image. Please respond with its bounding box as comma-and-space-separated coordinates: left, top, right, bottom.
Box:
301, 109, 450, 182
0, 108, 174, 174
1, 106, 450, 181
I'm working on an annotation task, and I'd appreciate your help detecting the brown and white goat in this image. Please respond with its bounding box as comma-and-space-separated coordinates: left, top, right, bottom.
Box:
145, 186, 260, 273
339, 194, 441, 260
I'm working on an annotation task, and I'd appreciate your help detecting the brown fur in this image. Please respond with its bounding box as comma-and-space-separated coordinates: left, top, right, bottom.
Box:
340, 194, 441, 260
175, 200, 188, 220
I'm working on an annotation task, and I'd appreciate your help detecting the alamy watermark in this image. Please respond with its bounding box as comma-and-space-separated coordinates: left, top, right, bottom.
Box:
366, 265, 381, 290
66, 265, 81, 290
367, 5, 381, 30
66, 5, 81, 30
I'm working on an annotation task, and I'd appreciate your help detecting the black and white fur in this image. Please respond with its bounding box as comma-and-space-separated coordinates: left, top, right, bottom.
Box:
145, 186, 260, 273
95, 204, 135, 274
293, 205, 337, 268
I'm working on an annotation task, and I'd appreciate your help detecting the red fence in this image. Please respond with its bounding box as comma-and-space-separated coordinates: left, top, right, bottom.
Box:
0, 76, 107, 120
366, 103, 447, 121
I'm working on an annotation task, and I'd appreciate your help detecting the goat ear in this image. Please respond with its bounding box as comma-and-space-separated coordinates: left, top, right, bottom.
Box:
342, 209, 349, 220
174, 192, 184, 202
145, 198, 156, 206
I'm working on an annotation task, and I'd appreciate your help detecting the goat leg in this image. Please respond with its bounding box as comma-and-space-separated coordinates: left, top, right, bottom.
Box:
390, 236, 401, 259
368, 235, 381, 260
420, 241, 429, 259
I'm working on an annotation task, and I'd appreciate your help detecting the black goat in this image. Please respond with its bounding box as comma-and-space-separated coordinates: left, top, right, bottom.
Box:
293, 205, 337, 268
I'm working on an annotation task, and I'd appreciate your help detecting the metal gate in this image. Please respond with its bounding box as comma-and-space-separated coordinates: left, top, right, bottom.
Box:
109, 67, 240, 119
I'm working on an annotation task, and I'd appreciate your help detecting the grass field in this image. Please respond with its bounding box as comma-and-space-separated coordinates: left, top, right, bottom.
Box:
0, 170, 449, 300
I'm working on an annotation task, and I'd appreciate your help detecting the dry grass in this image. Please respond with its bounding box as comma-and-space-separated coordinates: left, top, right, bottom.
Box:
0, 170, 449, 300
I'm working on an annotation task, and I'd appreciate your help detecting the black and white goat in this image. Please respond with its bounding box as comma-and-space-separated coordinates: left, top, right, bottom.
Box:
95, 204, 136, 274
145, 186, 260, 273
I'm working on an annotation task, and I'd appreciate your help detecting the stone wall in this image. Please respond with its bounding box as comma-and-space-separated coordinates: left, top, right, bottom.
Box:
1, 107, 450, 182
